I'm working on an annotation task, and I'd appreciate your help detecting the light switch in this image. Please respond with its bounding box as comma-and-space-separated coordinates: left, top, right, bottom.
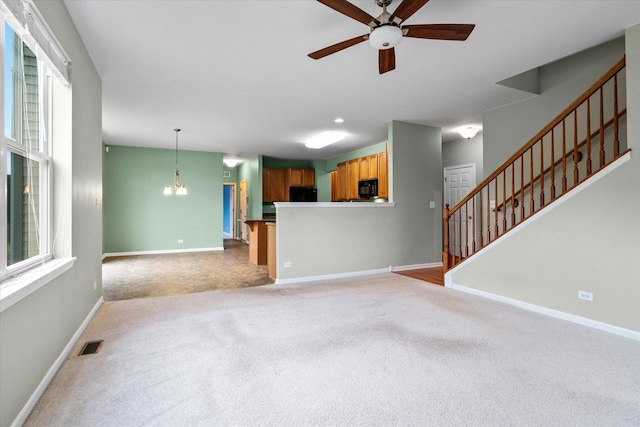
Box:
429, 201, 436, 209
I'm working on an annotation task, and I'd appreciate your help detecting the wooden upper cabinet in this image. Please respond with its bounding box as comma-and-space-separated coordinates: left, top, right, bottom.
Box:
330, 171, 338, 202
359, 156, 369, 180
264, 167, 315, 203
286, 167, 315, 188
336, 162, 347, 201
378, 151, 388, 199
302, 168, 315, 187
357, 153, 379, 180
287, 168, 304, 187
347, 158, 360, 200
367, 154, 378, 179
271, 168, 286, 201
263, 168, 286, 202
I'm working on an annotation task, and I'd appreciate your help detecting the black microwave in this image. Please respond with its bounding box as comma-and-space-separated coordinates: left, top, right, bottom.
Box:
289, 187, 317, 202
358, 179, 378, 199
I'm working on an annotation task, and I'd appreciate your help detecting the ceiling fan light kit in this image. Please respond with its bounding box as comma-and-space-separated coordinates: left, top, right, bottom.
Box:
310, 0, 475, 74
369, 24, 403, 49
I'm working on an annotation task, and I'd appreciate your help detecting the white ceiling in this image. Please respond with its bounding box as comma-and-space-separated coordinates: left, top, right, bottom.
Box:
62, 0, 640, 161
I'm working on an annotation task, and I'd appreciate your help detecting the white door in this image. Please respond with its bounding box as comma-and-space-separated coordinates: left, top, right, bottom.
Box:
444, 164, 476, 257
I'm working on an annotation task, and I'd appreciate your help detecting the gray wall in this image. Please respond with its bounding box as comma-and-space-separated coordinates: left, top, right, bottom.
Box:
483, 37, 625, 174
276, 122, 442, 281
442, 134, 483, 186
451, 31, 639, 332
0, 1, 103, 426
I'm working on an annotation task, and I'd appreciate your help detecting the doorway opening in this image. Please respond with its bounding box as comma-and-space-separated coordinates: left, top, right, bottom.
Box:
223, 183, 236, 239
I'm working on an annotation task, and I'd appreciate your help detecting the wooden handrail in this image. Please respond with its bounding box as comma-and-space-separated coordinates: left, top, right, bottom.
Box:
444, 56, 627, 272
495, 108, 627, 211
447, 57, 625, 215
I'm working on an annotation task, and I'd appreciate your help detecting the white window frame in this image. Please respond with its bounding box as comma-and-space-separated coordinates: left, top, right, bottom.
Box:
0, 2, 75, 310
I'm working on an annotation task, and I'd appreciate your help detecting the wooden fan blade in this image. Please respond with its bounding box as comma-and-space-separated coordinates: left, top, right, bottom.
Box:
317, 0, 379, 26
379, 48, 396, 74
308, 34, 368, 60
389, 0, 430, 23
403, 24, 475, 41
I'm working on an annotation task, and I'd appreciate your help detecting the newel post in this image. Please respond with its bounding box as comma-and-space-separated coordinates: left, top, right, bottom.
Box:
443, 204, 450, 271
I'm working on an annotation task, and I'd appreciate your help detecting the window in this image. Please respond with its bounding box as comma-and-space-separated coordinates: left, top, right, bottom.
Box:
1, 13, 57, 284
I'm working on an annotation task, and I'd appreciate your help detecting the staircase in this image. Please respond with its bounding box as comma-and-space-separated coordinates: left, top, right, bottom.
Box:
443, 57, 628, 272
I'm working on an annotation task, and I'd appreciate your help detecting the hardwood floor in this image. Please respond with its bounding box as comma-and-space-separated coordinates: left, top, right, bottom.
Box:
394, 266, 444, 286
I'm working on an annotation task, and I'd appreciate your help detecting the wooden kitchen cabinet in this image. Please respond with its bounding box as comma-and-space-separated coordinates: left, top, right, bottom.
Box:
330, 171, 338, 202
347, 158, 360, 200
378, 151, 388, 199
331, 149, 387, 201
358, 153, 379, 180
264, 167, 315, 202
302, 168, 315, 187
263, 168, 286, 202
286, 168, 315, 188
336, 162, 347, 201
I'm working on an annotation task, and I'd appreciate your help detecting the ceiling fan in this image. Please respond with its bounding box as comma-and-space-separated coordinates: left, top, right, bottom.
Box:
308, 0, 475, 74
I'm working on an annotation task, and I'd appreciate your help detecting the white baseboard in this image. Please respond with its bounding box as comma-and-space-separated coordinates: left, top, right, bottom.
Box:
275, 268, 390, 285
390, 262, 442, 272
103, 247, 223, 258
11, 297, 104, 427
450, 283, 640, 341
275, 262, 443, 285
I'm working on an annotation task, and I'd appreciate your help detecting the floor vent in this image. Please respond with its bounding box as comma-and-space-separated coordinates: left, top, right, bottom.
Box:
79, 340, 103, 356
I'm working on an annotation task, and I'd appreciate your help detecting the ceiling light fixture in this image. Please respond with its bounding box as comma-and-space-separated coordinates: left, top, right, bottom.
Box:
334, 118, 344, 123
456, 125, 482, 139
369, 24, 403, 50
224, 158, 241, 167
164, 128, 187, 195
305, 131, 347, 149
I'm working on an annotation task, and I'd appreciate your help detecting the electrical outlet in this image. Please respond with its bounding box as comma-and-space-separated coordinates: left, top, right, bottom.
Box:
178, 239, 184, 243
578, 291, 593, 301
284, 262, 292, 268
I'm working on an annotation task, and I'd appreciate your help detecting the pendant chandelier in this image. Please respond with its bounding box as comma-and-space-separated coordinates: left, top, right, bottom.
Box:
163, 128, 187, 195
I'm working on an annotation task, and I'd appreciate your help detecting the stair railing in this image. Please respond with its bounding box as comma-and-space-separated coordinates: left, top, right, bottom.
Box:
443, 57, 627, 271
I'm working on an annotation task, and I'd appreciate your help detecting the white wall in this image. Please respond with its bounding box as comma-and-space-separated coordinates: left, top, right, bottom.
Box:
450, 32, 639, 332
0, 1, 103, 426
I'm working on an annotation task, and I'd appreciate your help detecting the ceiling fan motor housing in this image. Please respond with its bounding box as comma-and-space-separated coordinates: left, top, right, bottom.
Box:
369, 24, 403, 49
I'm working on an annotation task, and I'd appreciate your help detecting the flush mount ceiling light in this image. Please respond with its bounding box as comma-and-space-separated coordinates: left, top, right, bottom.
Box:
334, 118, 344, 123
305, 131, 347, 149
456, 125, 482, 139
369, 24, 403, 50
224, 158, 242, 167
163, 128, 187, 195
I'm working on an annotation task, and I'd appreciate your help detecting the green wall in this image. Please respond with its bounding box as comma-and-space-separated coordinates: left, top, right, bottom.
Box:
103, 145, 224, 253
238, 156, 263, 220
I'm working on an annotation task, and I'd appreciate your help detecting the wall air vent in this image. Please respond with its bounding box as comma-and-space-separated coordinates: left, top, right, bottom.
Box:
223, 171, 231, 178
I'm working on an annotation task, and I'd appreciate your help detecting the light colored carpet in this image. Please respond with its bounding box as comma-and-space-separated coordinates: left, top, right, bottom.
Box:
25, 274, 640, 426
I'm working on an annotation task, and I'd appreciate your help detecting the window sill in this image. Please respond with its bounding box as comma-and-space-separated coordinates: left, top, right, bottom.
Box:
0, 257, 77, 313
